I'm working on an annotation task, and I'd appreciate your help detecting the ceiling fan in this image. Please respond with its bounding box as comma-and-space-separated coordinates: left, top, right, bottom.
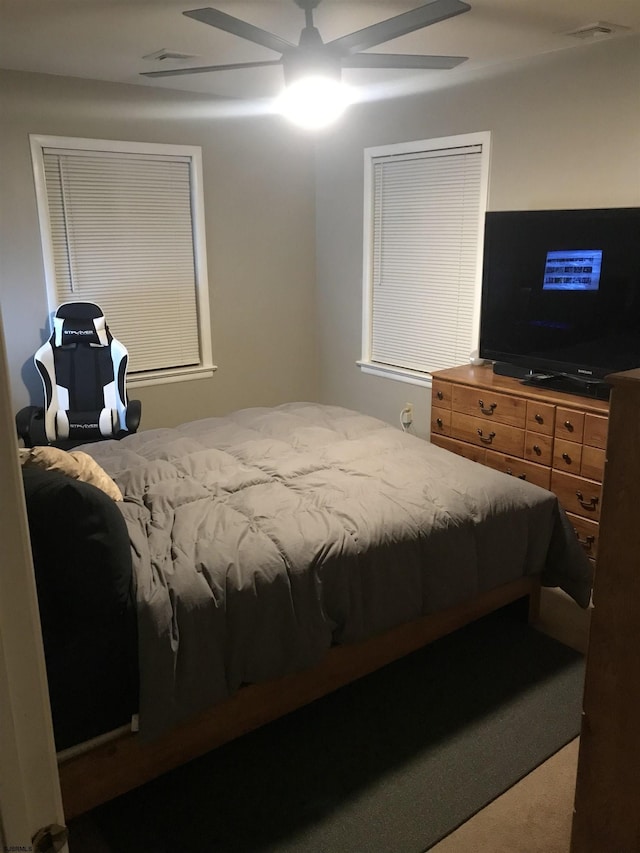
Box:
141, 0, 472, 84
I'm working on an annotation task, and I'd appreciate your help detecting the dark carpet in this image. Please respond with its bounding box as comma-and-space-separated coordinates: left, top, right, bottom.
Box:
70, 605, 585, 853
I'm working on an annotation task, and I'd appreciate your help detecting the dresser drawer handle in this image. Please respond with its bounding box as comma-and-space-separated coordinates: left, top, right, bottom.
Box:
576, 533, 595, 552
507, 468, 526, 480
564, 420, 574, 431
575, 491, 599, 511
436, 417, 443, 428
477, 429, 496, 444
436, 390, 444, 400
478, 400, 497, 415
533, 444, 541, 455
562, 452, 572, 463
534, 413, 544, 424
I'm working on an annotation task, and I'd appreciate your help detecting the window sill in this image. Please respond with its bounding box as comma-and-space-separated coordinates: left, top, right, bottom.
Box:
357, 361, 433, 387
127, 365, 218, 389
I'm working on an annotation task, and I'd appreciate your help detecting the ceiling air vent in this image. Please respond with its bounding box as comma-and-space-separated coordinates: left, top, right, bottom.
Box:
563, 21, 631, 40
142, 49, 198, 62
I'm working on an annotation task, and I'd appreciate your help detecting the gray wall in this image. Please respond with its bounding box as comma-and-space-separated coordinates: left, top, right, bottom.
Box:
314, 35, 640, 437
0, 70, 319, 428
2, 36, 639, 436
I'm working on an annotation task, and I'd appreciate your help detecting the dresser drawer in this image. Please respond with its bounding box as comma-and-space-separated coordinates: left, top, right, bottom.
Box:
526, 400, 555, 435
451, 385, 526, 428
551, 470, 602, 521
554, 437, 605, 481
555, 407, 585, 442
581, 445, 606, 482
431, 407, 451, 436
432, 380, 452, 409
484, 451, 551, 490
450, 412, 525, 456
566, 512, 599, 560
584, 413, 608, 449
431, 433, 486, 464
525, 432, 553, 466
553, 438, 583, 474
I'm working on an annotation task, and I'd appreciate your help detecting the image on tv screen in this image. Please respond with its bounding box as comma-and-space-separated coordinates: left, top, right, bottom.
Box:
542, 249, 602, 291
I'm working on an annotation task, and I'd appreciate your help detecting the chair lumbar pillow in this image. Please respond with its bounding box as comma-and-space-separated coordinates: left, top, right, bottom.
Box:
54, 408, 120, 442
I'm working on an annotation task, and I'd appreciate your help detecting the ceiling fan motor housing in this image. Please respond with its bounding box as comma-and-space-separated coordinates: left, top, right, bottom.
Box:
284, 25, 341, 84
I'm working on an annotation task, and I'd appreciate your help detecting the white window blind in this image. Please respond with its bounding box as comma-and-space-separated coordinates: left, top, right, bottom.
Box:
363, 135, 490, 381
31, 138, 212, 380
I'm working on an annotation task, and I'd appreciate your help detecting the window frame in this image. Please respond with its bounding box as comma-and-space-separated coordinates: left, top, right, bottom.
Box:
29, 134, 215, 388
359, 131, 491, 387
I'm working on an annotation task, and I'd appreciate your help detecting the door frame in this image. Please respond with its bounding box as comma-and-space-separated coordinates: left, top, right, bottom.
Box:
0, 306, 67, 850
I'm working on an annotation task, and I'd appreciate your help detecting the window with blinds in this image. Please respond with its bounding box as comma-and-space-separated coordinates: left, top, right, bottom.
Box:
361, 132, 490, 384
30, 136, 213, 384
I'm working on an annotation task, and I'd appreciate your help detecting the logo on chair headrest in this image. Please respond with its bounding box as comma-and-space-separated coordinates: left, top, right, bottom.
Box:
54, 313, 109, 347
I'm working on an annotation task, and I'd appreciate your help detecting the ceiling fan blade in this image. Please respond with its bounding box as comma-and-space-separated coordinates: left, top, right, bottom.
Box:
327, 0, 471, 56
141, 59, 283, 78
183, 7, 296, 54
342, 53, 467, 70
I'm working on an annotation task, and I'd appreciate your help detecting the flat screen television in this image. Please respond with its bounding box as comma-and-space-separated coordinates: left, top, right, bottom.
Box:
479, 206, 640, 399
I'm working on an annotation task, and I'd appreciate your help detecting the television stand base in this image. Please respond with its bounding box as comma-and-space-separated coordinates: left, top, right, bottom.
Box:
492, 362, 533, 380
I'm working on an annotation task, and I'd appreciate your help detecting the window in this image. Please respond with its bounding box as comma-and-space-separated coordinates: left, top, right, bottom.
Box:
360, 132, 490, 386
30, 135, 214, 386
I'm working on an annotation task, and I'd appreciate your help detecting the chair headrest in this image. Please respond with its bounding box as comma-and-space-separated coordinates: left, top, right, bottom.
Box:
53, 302, 109, 348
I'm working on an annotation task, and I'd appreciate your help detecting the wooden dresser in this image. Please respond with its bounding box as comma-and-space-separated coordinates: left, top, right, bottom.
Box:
430, 364, 609, 570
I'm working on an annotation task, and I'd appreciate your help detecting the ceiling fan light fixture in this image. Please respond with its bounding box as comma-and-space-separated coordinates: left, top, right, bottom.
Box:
277, 75, 352, 129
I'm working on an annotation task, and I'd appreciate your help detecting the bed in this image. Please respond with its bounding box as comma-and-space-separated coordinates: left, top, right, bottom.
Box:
21, 402, 592, 818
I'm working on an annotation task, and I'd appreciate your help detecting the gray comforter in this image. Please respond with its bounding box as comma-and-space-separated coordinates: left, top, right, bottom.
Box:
86, 403, 592, 739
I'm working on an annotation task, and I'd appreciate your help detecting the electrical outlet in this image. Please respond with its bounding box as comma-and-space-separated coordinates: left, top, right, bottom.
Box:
400, 402, 414, 428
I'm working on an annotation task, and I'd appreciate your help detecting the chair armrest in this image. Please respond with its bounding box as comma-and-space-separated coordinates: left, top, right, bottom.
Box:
16, 405, 46, 447
125, 399, 142, 434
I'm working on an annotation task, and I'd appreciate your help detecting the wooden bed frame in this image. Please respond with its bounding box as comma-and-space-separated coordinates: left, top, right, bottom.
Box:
59, 574, 540, 818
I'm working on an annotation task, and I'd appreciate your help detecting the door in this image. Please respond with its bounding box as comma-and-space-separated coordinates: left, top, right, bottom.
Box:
0, 307, 68, 851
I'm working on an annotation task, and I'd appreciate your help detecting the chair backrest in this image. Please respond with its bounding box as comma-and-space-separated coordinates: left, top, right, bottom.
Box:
35, 302, 130, 443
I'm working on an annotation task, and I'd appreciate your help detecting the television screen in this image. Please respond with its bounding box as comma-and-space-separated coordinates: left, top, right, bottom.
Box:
479, 207, 640, 396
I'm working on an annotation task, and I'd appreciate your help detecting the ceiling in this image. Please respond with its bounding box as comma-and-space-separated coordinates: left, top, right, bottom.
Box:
1, 0, 638, 104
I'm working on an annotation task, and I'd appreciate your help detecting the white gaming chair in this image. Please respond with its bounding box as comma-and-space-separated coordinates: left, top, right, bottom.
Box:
16, 302, 141, 448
